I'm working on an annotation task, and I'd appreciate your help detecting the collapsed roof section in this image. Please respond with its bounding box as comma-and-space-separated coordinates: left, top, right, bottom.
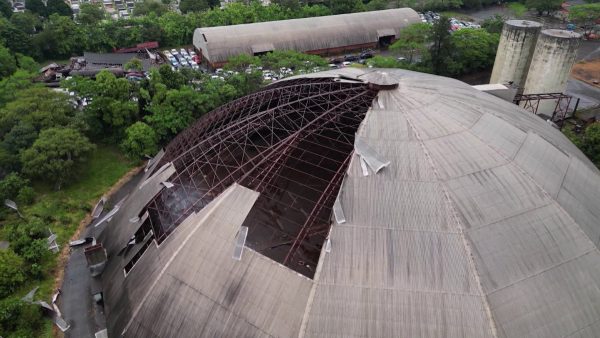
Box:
142, 77, 379, 277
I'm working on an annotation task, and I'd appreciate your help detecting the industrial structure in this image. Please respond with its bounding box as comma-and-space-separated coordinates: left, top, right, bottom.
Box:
192, 8, 420, 68
489, 20, 542, 91
93, 68, 600, 337
490, 22, 582, 117
522, 29, 582, 115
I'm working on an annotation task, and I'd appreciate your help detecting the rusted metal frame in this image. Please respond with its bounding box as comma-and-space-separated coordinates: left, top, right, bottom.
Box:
165, 89, 373, 230
164, 78, 339, 161
158, 81, 302, 165
236, 88, 371, 188
283, 152, 352, 266
552, 95, 572, 122
167, 85, 363, 171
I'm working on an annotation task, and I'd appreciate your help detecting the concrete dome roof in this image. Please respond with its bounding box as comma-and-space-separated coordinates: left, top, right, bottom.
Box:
98, 69, 600, 338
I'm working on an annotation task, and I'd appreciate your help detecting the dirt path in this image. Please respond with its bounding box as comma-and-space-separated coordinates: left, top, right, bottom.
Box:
572, 60, 600, 89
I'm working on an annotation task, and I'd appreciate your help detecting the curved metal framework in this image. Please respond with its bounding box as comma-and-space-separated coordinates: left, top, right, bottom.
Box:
141, 78, 378, 277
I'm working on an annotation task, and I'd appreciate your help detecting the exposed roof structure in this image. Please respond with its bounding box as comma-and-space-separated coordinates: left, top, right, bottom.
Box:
192, 8, 420, 65
98, 69, 600, 337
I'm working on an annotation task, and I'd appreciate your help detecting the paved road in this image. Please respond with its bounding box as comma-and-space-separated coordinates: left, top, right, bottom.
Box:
566, 79, 600, 109
60, 170, 144, 338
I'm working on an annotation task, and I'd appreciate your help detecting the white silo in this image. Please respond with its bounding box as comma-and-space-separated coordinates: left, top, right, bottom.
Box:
490, 20, 542, 91
522, 29, 581, 115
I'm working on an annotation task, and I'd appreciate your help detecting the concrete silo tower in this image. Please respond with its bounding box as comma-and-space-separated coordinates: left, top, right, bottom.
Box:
490, 20, 542, 91
523, 29, 581, 115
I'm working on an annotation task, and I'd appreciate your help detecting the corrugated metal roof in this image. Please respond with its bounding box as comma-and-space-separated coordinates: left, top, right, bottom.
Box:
192, 9, 420, 63
99, 69, 600, 337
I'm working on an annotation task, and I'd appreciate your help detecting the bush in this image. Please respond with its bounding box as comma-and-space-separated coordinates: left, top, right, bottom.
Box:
16, 186, 35, 205
7, 218, 51, 269
121, 122, 159, 160
0, 173, 34, 205
0, 250, 25, 298
0, 297, 44, 336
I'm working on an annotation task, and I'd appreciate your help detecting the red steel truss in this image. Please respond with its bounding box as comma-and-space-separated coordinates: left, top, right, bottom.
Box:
142, 78, 378, 277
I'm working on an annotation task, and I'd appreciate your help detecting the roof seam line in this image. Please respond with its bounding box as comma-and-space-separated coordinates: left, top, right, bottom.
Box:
402, 110, 500, 338
487, 249, 596, 296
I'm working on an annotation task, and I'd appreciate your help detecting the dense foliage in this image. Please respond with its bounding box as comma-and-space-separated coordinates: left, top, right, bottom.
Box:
386, 20, 499, 77
565, 122, 600, 168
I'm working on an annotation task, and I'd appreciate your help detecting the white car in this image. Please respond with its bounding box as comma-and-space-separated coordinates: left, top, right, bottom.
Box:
215, 68, 224, 74
171, 49, 178, 55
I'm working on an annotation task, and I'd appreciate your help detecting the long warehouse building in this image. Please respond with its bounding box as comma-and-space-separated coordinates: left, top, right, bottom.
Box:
192, 8, 420, 68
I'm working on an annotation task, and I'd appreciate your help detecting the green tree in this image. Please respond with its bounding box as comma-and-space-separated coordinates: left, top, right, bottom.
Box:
0, 297, 44, 336
0, 44, 17, 79
133, 0, 169, 16
63, 71, 139, 139
77, 3, 105, 25
179, 0, 210, 13
367, 55, 402, 68
447, 28, 499, 76
508, 2, 527, 18
525, 0, 562, 15
0, 250, 25, 298
0, 0, 11, 18
482, 14, 506, 34
145, 85, 198, 141
15, 54, 38, 73
0, 18, 35, 56
365, 0, 388, 11
21, 127, 95, 189
10, 11, 41, 35
260, 50, 327, 72
569, 4, 600, 36
25, 0, 47, 17
47, 0, 73, 16
428, 15, 453, 75
462, 0, 481, 9
157, 64, 187, 89
0, 87, 79, 135
0, 172, 33, 204
224, 54, 261, 72
0, 70, 36, 107
124, 58, 143, 71
121, 121, 159, 159
390, 22, 431, 63
581, 122, 600, 166
327, 0, 365, 14
34, 14, 84, 59
225, 71, 263, 96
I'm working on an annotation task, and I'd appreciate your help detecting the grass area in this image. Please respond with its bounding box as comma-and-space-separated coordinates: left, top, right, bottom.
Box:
441, 11, 474, 21
507, 2, 527, 18
0, 145, 134, 336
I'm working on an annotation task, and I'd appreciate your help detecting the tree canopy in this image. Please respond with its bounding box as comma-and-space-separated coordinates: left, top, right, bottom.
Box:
21, 127, 95, 189
390, 23, 431, 63
77, 3, 106, 25
569, 3, 600, 35
525, 0, 562, 15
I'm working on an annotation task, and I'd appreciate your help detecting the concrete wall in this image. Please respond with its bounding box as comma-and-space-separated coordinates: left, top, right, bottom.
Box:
490, 20, 542, 92
523, 29, 581, 115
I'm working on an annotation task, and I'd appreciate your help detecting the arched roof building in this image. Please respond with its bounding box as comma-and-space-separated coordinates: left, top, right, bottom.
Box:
98, 69, 600, 337
192, 8, 420, 68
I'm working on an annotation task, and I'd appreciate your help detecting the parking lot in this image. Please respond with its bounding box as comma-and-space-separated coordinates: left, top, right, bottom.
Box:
162, 48, 201, 71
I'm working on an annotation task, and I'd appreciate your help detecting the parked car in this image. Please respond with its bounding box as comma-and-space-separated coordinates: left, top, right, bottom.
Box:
344, 55, 359, 62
